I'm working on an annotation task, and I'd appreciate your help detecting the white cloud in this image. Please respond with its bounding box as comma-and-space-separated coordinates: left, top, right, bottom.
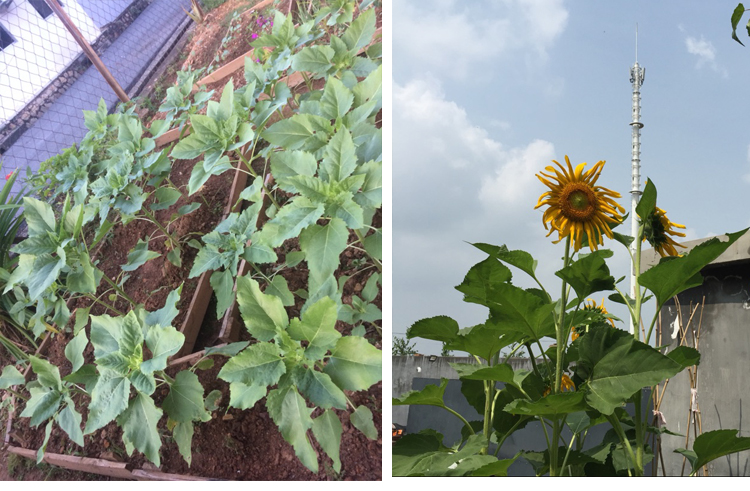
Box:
479, 139, 556, 206
393, 0, 568, 79
685, 35, 728, 77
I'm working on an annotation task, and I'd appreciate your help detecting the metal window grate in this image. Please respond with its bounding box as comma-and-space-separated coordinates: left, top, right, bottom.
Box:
0, 0, 193, 198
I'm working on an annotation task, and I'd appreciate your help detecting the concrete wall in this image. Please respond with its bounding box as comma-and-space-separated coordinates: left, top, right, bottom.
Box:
642, 233, 750, 476
392, 355, 533, 427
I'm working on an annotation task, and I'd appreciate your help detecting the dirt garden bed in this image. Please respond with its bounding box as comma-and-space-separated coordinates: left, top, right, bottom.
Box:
1, 0, 383, 481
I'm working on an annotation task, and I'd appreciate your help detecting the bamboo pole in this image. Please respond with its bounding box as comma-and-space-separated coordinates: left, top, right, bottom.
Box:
44, 0, 130, 103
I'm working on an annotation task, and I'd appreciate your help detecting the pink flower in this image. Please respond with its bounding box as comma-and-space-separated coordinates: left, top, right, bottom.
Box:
5, 171, 14, 180
251, 33, 258, 40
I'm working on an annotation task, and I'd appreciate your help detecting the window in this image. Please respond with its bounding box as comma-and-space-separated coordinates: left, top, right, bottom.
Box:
0, 23, 15, 51
29, 0, 55, 19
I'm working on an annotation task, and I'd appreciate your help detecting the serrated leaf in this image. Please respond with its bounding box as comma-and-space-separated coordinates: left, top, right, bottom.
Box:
56, 397, 84, 446
122, 239, 160, 272
555, 249, 616, 301
350, 405, 378, 440
163, 370, 210, 423
312, 410, 342, 473
236, 276, 289, 341
0, 365, 24, 389
21, 386, 62, 427
266, 386, 318, 472
218, 342, 286, 386
117, 392, 163, 467
204, 341, 250, 357
323, 336, 382, 391
141, 324, 184, 374
173, 421, 194, 466
150, 187, 182, 211
228, 381, 266, 410
65, 329, 88, 374
29, 355, 62, 391
84, 369, 130, 434
210, 269, 235, 319
299, 218, 348, 296
288, 297, 341, 360
298, 368, 347, 409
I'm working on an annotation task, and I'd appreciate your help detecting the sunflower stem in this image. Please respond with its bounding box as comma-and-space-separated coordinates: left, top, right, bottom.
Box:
550, 236, 572, 476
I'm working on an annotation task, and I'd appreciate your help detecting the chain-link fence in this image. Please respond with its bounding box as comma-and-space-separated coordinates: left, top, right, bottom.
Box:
0, 0, 193, 197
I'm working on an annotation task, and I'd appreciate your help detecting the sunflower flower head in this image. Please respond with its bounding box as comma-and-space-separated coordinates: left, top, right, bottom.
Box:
543, 374, 576, 397
571, 298, 615, 341
643, 206, 687, 257
535, 156, 626, 252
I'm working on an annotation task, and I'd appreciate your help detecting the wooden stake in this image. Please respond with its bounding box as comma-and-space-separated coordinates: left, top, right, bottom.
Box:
44, 0, 130, 103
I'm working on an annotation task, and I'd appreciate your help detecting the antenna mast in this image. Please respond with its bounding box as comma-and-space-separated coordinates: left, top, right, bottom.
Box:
629, 25, 645, 334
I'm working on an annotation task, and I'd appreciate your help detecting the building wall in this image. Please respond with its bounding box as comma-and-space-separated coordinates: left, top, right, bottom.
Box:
0, 1, 101, 124
642, 232, 750, 476
654, 259, 750, 476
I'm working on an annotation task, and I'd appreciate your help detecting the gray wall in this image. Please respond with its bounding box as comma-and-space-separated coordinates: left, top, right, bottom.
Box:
655, 259, 750, 476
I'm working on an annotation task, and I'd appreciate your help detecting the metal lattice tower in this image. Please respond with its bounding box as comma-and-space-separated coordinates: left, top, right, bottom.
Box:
629, 26, 645, 334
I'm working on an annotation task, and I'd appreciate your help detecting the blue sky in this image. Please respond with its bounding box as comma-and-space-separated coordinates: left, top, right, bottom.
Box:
391, 0, 750, 355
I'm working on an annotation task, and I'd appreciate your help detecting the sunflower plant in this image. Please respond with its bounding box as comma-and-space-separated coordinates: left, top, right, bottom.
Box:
393, 156, 750, 477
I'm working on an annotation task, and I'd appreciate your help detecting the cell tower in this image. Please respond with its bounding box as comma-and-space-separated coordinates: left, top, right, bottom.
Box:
629, 26, 645, 334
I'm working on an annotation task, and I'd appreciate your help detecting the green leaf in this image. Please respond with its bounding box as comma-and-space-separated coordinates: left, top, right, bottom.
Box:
679, 429, 750, 474
320, 79, 354, 122
555, 249, 616, 301
455, 257, 512, 305
228, 381, 267, 410
586, 334, 683, 415
262, 114, 317, 150
204, 341, 249, 357
23, 197, 56, 237
256, 197, 325, 248
451, 362, 516, 386
392, 378, 449, 408
27, 252, 65, 301
218, 342, 286, 386
299, 218, 348, 294
66, 252, 97, 294
291, 45, 335, 74
341, 8, 376, 51
666, 345, 701, 370
29, 355, 62, 391
350, 405, 378, 439
298, 368, 347, 409
84, 369, 130, 434
487, 283, 555, 342
266, 386, 318, 473
323, 335, 382, 392
56, 397, 84, 447
407, 316, 459, 343
163, 370, 210, 423
64, 329, 88, 374
732, 4, 746, 46
141, 324, 184, 374
37, 420, 54, 464
150, 187, 182, 211
117, 392, 163, 467
20, 386, 62, 427
0, 365, 24, 389
312, 410, 342, 473
288, 296, 341, 360
173, 422, 194, 467
470, 455, 519, 477
636, 178, 657, 220
210, 269, 235, 319
236, 276, 289, 341
122, 239, 160, 272
504, 392, 588, 417
264, 275, 295, 306
145, 284, 182, 328
447, 321, 522, 362
640, 229, 748, 309
471, 242, 538, 280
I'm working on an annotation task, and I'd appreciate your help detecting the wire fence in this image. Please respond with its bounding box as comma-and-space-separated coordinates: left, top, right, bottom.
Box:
0, 0, 193, 197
